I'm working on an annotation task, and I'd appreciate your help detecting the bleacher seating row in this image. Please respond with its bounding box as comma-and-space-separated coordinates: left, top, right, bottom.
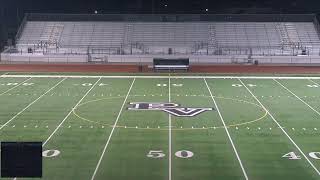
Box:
15, 21, 320, 56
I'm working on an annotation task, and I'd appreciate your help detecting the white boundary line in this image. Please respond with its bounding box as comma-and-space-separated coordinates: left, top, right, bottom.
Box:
168, 76, 172, 180
274, 79, 320, 117
238, 78, 320, 176
90, 78, 136, 180
42, 77, 101, 146
0, 78, 66, 131
0, 77, 32, 96
4, 74, 320, 79
204, 78, 249, 180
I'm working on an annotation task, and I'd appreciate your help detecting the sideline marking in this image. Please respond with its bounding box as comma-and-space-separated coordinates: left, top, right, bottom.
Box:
168, 76, 172, 180
43, 77, 102, 146
5, 75, 320, 79
274, 79, 320, 117
0, 78, 66, 131
238, 78, 320, 176
0, 77, 32, 96
204, 78, 249, 180
90, 78, 136, 180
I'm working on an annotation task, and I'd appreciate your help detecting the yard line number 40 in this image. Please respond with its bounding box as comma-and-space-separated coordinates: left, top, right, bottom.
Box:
283, 152, 320, 160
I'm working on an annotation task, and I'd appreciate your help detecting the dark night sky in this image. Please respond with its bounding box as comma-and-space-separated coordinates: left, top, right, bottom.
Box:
1, 0, 320, 14
1, 0, 320, 47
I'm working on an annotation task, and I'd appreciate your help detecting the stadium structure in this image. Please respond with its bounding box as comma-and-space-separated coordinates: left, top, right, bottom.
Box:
1, 13, 320, 67
4, 13, 320, 180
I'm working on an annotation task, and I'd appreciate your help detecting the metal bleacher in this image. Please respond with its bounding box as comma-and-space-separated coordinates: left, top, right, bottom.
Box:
213, 22, 283, 55
10, 14, 320, 60
128, 22, 209, 54
16, 21, 320, 56
212, 22, 320, 55
60, 22, 125, 48
17, 21, 126, 54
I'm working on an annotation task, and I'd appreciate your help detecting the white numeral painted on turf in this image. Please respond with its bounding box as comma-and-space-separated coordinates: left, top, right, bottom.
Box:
232, 84, 256, 87
98, 83, 108, 86
42, 150, 60, 157
0, 82, 33, 86
5, 83, 19, 86
172, 84, 183, 87
175, 150, 194, 158
22, 83, 34, 86
309, 152, 320, 159
147, 150, 165, 158
82, 83, 93, 86
147, 150, 194, 159
283, 152, 320, 160
307, 85, 319, 88
248, 84, 257, 87
157, 84, 167, 87
282, 152, 301, 160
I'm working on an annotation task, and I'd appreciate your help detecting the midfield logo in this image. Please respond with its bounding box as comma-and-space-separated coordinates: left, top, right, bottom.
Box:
128, 102, 214, 117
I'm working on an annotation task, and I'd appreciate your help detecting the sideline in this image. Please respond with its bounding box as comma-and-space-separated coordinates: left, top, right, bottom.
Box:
3, 74, 320, 79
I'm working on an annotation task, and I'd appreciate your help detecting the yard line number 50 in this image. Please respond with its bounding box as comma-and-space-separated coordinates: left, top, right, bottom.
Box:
147, 150, 194, 159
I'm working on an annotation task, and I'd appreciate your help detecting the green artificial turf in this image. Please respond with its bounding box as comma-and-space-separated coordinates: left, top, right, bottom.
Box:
1, 74, 320, 180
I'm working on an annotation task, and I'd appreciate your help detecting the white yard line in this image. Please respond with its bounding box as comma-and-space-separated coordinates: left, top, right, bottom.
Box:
42, 77, 101, 146
90, 78, 135, 180
238, 78, 320, 176
14, 78, 101, 180
204, 78, 249, 180
168, 76, 172, 180
0, 78, 66, 131
4, 74, 320, 79
274, 79, 320, 117
0, 77, 32, 96
10, 78, 67, 180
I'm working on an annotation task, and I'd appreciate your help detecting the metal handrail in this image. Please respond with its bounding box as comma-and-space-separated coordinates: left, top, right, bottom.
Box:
15, 15, 28, 45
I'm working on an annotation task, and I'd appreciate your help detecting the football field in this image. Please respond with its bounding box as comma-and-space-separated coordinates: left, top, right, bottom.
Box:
2, 73, 320, 179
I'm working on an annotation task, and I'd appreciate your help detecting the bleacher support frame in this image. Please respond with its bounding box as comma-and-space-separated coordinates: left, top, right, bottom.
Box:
15, 15, 28, 45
